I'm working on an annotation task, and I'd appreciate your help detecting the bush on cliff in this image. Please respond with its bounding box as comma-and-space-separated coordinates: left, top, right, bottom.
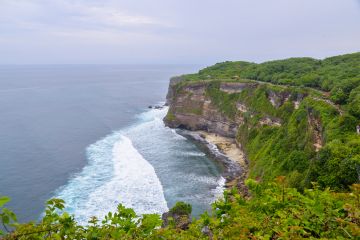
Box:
169, 202, 192, 216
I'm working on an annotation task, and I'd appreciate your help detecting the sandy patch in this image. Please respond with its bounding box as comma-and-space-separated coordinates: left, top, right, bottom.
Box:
196, 131, 246, 167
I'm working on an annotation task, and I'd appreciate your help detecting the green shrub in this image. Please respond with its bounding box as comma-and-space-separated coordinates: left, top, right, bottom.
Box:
169, 202, 192, 216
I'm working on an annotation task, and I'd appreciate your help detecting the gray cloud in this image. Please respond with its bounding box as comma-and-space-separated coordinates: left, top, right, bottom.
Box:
0, 0, 359, 64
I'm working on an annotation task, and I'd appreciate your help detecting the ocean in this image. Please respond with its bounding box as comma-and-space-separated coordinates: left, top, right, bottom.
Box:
0, 65, 224, 223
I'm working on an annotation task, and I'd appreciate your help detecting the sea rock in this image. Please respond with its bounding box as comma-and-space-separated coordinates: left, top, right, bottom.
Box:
148, 105, 164, 109
201, 226, 213, 239
161, 212, 191, 230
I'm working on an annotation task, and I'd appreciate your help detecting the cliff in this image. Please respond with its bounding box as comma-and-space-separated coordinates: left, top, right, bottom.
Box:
165, 81, 243, 137
164, 76, 360, 191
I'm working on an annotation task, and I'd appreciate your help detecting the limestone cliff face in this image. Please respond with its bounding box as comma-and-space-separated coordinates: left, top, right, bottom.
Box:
165, 76, 184, 106
164, 81, 246, 138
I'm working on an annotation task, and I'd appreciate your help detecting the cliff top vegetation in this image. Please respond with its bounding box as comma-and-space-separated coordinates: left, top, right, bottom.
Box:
181, 52, 360, 117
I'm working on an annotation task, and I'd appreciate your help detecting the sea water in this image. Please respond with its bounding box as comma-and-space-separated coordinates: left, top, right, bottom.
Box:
0, 65, 224, 223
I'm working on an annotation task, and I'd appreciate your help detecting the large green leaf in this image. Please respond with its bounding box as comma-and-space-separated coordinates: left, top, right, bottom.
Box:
0, 196, 10, 207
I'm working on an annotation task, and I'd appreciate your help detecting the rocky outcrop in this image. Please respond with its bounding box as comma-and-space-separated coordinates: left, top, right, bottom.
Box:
161, 202, 192, 230
165, 76, 185, 106
259, 117, 282, 127
161, 211, 191, 230
307, 110, 323, 152
220, 82, 257, 93
267, 90, 291, 108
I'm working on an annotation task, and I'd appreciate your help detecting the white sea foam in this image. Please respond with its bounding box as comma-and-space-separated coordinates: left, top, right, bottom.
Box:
212, 177, 226, 201
74, 135, 168, 224
187, 152, 206, 157
53, 132, 121, 217
170, 129, 187, 140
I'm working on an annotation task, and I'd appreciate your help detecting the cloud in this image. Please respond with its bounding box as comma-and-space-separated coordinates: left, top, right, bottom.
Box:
57, 1, 171, 30
0, 0, 171, 34
73, 6, 160, 26
0, 0, 359, 64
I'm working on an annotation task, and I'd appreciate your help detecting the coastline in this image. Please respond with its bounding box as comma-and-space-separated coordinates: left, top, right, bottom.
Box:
176, 129, 248, 190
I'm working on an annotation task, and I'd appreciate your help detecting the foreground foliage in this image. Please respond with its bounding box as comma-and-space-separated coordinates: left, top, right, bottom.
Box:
1, 179, 359, 239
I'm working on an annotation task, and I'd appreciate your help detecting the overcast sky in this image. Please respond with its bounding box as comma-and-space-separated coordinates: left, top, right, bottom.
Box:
0, 0, 359, 64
